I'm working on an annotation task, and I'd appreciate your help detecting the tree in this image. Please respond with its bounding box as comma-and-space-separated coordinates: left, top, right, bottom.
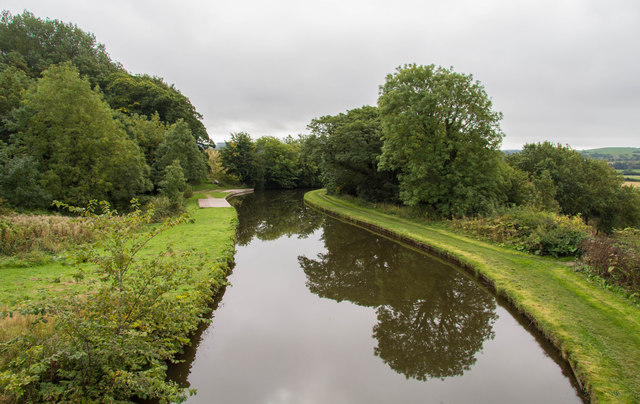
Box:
308, 106, 399, 202
255, 136, 298, 189
0, 65, 33, 143
507, 142, 640, 232
104, 72, 208, 142
0, 142, 49, 208
154, 120, 208, 185
14, 62, 151, 207
159, 159, 187, 208
219, 132, 260, 186
0, 10, 122, 88
115, 112, 168, 170
378, 64, 505, 217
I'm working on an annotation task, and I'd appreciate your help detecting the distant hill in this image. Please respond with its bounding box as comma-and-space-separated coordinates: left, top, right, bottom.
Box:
580, 147, 640, 160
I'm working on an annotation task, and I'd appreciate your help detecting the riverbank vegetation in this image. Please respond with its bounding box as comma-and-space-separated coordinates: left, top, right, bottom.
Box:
0, 10, 213, 212
0, 10, 239, 402
304, 189, 640, 403
1, 193, 237, 402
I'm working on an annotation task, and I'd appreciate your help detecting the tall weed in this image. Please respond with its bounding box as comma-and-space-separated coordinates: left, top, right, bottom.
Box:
579, 228, 640, 296
0, 214, 94, 256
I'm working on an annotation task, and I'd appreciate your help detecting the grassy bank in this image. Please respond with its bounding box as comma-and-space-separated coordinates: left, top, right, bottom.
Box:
0, 191, 238, 401
304, 189, 640, 403
1, 192, 237, 310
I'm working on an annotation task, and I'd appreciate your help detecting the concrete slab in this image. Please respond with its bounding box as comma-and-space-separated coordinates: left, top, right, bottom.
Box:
197, 188, 254, 208
198, 198, 231, 208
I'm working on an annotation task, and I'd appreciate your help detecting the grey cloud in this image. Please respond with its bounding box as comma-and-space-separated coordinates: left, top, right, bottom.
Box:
4, 0, 639, 148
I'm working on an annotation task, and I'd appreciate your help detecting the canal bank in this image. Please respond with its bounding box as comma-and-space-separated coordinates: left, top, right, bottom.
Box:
170, 190, 584, 403
304, 189, 640, 403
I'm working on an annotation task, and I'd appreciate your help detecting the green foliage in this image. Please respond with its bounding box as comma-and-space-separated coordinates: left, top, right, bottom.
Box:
292, 135, 322, 188
14, 63, 151, 207
0, 65, 33, 143
104, 72, 208, 142
159, 159, 187, 210
308, 106, 398, 201
154, 120, 208, 185
508, 142, 640, 232
0, 143, 49, 209
255, 136, 298, 189
219, 132, 260, 186
378, 64, 504, 217
0, 10, 122, 88
450, 206, 591, 257
579, 228, 640, 296
116, 112, 169, 170
0, 200, 216, 402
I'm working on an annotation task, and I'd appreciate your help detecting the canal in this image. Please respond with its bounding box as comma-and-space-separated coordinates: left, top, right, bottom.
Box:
168, 190, 585, 403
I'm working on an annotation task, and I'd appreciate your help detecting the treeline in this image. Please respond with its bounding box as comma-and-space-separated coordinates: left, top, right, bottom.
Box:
219, 65, 640, 234
0, 11, 209, 210
291, 64, 640, 234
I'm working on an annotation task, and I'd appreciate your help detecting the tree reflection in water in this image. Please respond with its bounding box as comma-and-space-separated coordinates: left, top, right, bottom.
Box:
298, 218, 497, 381
230, 190, 324, 246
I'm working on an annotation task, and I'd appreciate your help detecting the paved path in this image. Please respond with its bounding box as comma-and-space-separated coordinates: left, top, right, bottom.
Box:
197, 188, 254, 208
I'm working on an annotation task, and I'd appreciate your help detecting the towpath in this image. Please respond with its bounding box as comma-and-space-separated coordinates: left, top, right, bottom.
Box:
197, 189, 254, 208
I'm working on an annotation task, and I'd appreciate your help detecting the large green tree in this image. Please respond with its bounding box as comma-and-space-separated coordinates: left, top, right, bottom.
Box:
154, 120, 208, 185
219, 132, 260, 186
255, 136, 299, 189
308, 106, 399, 202
104, 72, 208, 142
14, 63, 150, 207
0, 10, 122, 88
378, 64, 505, 217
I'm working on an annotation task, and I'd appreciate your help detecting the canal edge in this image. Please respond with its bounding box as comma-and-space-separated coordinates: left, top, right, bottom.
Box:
303, 190, 592, 402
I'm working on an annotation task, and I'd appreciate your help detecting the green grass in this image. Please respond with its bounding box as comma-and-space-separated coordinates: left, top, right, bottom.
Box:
0, 192, 237, 310
305, 189, 640, 403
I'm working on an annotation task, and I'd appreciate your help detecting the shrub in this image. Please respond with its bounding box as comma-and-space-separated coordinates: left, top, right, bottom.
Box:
579, 228, 640, 295
1, 200, 217, 402
450, 206, 591, 257
144, 195, 185, 223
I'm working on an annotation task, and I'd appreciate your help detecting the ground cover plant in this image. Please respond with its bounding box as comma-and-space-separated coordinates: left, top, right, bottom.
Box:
304, 189, 640, 403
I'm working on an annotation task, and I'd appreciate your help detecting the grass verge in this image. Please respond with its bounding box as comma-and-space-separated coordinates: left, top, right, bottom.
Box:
1, 193, 237, 310
304, 189, 640, 403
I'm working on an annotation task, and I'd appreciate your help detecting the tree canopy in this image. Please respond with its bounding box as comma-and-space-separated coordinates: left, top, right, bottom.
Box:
14, 63, 150, 206
0, 10, 122, 87
308, 106, 398, 202
378, 64, 505, 217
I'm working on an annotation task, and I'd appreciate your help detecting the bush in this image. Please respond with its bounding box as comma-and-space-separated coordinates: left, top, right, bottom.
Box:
579, 228, 640, 295
0, 201, 215, 402
450, 206, 591, 257
144, 195, 185, 223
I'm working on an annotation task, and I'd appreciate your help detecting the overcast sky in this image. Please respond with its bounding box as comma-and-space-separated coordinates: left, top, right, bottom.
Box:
4, 0, 639, 149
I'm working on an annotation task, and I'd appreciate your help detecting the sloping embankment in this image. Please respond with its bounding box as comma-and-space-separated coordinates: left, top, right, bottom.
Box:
304, 189, 640, 403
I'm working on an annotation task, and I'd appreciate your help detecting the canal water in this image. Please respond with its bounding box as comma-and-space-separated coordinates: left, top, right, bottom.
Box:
168, 190, 585, 403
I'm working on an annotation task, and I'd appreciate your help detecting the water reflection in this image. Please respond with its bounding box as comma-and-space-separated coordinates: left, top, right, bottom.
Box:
299, 217, 497, 380
231, 190, 324, 245
169, 190, 583, 403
